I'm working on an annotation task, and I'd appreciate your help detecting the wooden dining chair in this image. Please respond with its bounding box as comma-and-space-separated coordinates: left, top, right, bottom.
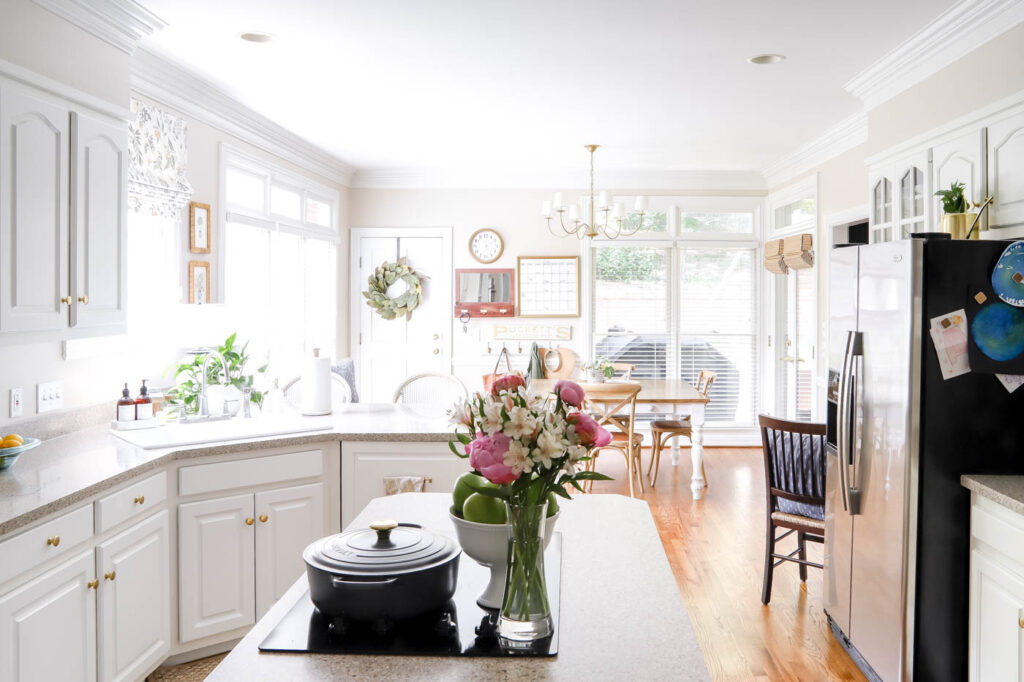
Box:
758, 414, 826, 605
608, 363, 634, 379
582, 382, 645, 498
646, 370, 715, 487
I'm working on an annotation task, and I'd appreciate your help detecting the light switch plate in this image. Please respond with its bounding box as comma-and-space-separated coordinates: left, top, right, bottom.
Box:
37, 381, 63, 413
9, 388, 23, 418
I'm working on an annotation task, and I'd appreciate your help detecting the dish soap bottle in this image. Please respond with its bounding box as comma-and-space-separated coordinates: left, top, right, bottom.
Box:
117, 383, 136, 422
135, 380, 153, 421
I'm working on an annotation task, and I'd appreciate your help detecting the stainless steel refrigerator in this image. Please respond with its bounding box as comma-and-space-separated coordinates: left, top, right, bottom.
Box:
825, 237, 1024, 681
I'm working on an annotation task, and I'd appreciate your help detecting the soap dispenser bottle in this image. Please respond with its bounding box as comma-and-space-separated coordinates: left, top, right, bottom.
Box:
135, 380, 153, 421
117, 383, 136, 422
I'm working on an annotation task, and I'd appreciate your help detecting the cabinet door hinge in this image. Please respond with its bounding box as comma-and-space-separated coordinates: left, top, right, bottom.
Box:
359, 332, 362, 345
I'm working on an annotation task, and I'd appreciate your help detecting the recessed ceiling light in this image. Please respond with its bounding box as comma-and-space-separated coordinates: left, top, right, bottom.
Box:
239, 32, 273, 43
747, 54, 785, 65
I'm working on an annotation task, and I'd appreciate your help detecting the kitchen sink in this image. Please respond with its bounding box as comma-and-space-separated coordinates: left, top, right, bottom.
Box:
111, 414, 335, 450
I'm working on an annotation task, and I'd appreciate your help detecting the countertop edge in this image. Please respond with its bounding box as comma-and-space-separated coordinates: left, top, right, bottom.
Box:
961, 474, 1024, 516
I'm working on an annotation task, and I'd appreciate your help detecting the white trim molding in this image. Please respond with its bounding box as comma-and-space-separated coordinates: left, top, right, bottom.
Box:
844, 0, 1024, 110
351, 167, 767, 191
33, 0, 166, 55
131, 48, 356, 187
762, 113, 867, 189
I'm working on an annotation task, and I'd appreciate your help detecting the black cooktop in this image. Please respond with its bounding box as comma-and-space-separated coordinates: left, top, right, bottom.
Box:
259, 533, 561, 658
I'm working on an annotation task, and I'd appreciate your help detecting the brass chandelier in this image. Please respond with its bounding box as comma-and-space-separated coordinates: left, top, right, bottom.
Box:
541, 144, 650, 239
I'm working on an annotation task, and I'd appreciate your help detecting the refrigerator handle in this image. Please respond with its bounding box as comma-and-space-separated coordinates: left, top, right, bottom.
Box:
836, 331, 854, 512
847, 332, 864, 516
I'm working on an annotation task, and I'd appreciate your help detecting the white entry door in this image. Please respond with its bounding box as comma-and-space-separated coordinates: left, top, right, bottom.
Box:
351, 228, 452, 402
773, 265, 817, 420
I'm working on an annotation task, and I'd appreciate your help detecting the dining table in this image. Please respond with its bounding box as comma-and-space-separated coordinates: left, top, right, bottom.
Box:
529, 378, 711, 500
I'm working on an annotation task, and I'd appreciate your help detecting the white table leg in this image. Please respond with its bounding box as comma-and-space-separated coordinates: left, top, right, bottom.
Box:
669, 407, 681, 466
690, 405, 706, 500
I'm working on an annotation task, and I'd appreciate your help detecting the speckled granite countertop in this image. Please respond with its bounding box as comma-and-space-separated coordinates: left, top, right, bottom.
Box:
209, 493, 709, 681
962, 475, 1024, 516
0, 404, 452, 536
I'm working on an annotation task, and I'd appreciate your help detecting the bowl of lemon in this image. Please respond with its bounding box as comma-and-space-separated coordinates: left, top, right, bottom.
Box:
0, 433, 41, 471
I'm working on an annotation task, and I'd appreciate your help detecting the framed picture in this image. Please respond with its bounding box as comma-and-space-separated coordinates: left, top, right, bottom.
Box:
190, 201, 211, 254
188, 260, 210, 304
517, 256, 580, 317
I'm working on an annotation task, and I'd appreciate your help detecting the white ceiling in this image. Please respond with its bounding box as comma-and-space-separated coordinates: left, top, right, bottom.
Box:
139, 0, 957, 178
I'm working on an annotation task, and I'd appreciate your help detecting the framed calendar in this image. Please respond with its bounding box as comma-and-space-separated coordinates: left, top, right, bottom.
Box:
517, 256, 580, 318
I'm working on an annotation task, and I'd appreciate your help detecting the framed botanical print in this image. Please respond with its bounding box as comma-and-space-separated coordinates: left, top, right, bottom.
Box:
188, 260, 210, 304
190, 201, 211, 254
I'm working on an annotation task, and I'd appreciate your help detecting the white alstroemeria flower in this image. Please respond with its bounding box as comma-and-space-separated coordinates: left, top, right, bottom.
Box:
504, 438, 533, 475
535, 428, 564, 469
449, 398, 473, 429
566, 444, 588, 462
504, 405, 538, 440
481, 401, 504, 435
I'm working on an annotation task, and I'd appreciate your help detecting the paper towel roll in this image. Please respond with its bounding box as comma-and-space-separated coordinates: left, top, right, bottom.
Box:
301, 350, 332, 416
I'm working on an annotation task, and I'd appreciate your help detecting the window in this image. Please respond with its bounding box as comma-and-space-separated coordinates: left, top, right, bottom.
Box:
591, 198, 761, 428
222, 149, 339, 381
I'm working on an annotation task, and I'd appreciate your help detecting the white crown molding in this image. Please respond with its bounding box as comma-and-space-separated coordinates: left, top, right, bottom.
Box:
761, 112, 867, 189
844, 0, 1024, 110
131, 48, 355, 187
0, 57, 130, 120
33, 0, 166, 55
351, 167, 767, 191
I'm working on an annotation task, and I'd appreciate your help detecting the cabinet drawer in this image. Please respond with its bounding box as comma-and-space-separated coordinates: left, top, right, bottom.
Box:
179, 450, 324, 497
94, 471, 167, 533
972, 495, 1024, 571
0, 505, 94, 585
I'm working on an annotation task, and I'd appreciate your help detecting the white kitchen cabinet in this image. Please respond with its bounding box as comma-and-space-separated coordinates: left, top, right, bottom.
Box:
0, 551, 97, 682
932, 128, 987, 230
341, 441, 467, 526
70, 110, 127, 332
868, 150, 931, 243
178, 493, 255, 643
868, 166, 895, 243
0, 86, 70, 334
254, 482, 324, 618
987, 106, 1024, 231
95, 510, 169, 682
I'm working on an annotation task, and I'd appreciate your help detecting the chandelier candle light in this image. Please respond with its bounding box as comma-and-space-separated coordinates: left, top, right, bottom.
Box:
542, 144, 651, 239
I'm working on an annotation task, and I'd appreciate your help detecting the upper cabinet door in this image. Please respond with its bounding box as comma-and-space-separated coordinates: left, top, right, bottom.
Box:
987, 107, 1024, 231
70, 111, 127, 331
0, 87, 70, 333
931, 128, 987, 229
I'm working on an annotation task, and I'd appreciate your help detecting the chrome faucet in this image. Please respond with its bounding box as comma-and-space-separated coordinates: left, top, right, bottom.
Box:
197, 350, 229, 418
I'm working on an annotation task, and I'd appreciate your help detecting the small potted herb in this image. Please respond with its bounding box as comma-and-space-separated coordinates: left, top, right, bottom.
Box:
934, 181, 977, 240
167, 333, 268, 416
582, 358, 616, 383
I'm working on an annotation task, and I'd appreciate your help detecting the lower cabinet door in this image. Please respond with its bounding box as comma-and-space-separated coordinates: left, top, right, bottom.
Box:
96, 510, 170, 682
255, 483, 324, 618
970, 548, 1024, 682
0, 552, 97, 682
178, 494, 255, 643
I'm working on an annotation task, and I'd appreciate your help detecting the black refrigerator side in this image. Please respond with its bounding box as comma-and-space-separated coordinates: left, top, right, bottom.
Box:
914, 238, 1024, 680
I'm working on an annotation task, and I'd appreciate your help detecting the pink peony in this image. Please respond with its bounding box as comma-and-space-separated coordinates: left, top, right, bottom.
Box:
554, 380, 585, 408
466, 432, 519, 484
567, 411, 612, 448
491, 373, 526, 396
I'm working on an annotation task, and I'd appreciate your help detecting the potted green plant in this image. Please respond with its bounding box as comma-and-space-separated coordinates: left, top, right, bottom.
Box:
934, 181, 977, 240
167, 333, 267, 416
581, 358, 615, 383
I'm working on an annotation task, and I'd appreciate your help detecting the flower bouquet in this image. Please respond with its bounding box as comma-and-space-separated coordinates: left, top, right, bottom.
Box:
449, 375, 612, 643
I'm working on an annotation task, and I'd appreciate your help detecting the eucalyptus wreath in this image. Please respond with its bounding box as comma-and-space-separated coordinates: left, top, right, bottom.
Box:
362, 258, 425, 320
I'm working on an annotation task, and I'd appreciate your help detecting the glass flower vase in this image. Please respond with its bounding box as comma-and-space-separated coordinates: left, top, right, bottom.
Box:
496, 499, 552, 644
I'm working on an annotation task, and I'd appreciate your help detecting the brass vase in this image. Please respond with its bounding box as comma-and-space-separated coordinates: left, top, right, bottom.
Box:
941, 213, 979, 240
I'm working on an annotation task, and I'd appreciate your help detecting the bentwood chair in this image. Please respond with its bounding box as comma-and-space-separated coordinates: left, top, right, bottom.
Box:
758, 414, 827, 605
582, 381, 645, 498
282, 373, 353, 411
647, 370, 716, 487
393, 373, 469, 408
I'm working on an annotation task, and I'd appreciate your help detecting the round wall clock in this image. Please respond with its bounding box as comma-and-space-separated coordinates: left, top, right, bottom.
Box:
469, 228, 503, 264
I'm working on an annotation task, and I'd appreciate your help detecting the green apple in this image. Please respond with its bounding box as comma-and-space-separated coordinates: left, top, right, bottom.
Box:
452, 472, 487, 515
546, 492, 560, 518
462, 493, 508, 524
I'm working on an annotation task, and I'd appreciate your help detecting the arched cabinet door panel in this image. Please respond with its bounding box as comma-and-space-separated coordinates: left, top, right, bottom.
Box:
988, 107, 1024, 231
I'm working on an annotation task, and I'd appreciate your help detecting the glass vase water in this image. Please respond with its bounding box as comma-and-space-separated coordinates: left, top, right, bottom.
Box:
496, 500, 552, 643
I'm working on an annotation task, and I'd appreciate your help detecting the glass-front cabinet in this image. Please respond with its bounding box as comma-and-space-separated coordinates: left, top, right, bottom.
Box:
868, 149, 931, 243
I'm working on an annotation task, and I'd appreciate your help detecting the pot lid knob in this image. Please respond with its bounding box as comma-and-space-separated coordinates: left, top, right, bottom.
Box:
369, 519, 399, 546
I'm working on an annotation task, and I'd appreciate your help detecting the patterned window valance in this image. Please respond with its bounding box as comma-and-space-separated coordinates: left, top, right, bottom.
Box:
127, 98, 193, 218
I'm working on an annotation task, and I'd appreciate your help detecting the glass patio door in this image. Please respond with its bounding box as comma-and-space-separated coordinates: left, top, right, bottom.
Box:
773, 266, 816, 420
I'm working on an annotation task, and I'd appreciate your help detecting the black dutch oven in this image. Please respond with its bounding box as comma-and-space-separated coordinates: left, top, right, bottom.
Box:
303, 519, 461, 623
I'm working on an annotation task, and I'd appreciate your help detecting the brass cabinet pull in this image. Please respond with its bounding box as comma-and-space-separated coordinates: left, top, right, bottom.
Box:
1019, 616, 1024, 629
46, 536, 60, 547
87, 580, 99, 590
78, 295, 89, 304
245, 517, 254, 526
60, 296, 72, 305
104, 571, 116, 581
133, 495, 145, 505
258, 514, 268, 523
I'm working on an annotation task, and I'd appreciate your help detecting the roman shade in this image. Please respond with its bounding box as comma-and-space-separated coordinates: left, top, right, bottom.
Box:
764, 239, 788, 274
782, 233, 814, 270
127, 98, 193, 218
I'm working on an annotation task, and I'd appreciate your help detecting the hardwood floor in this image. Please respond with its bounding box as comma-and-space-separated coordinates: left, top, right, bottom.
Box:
588, 446, 867, 682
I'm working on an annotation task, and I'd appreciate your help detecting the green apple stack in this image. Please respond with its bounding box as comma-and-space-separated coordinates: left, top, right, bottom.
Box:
451, 471, 560, 523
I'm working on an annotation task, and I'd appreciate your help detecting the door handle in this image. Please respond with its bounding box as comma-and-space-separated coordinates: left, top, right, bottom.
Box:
836, 331, 856, 512
847, 334, 864, 516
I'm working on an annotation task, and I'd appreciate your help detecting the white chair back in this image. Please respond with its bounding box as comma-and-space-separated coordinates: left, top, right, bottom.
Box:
282, 373, 353, 411
394, 373, 468, 408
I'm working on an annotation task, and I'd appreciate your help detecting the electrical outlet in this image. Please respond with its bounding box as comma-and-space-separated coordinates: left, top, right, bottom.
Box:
9, 388, 23, 418
37, 380, 63, 413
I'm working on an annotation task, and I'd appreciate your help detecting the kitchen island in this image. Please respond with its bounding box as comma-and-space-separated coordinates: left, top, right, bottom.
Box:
208, 493, 709, 681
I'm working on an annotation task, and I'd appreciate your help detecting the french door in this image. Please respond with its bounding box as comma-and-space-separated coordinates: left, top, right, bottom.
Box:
773, 265, 816, 420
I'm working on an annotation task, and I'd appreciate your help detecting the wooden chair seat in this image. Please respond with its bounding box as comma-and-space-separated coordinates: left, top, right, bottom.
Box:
650, 418, 691, 431
770, 511, 825, 533
647, 371, 716, 488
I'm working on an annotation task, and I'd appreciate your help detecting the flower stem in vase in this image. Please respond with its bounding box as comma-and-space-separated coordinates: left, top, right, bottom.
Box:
497, 499, 552, 644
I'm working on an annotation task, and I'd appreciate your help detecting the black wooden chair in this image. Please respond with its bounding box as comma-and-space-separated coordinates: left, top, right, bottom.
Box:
758, 414, 826, 605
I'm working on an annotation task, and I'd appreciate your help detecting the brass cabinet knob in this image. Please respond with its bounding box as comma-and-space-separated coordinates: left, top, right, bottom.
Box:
133, 495, 145, 505
78, 295, 89, 304
60, 296, 72, 305
433, 348, 440, 355
1019, 616, 1024, 629
258, 514, 268, 523
433, 333, 440, 340
245, 517, 254, 526
46, 536, 60, 547
104, 571, 116, 581
87, 580, 99, 590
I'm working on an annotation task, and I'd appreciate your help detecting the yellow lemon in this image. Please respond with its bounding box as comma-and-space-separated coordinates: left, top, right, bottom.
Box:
1, 438, 22, 449
3, 434, 24, 445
